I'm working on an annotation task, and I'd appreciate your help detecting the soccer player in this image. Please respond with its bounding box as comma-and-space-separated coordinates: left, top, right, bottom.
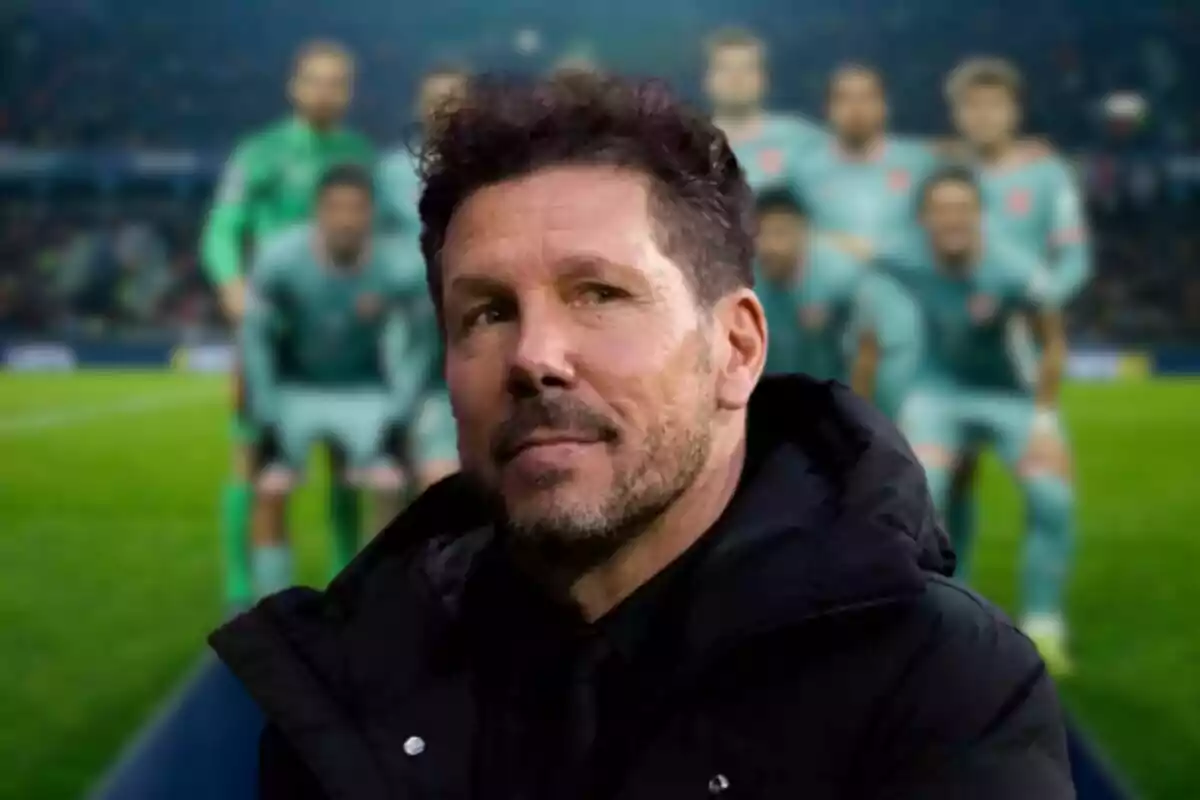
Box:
241, 165, 430, 597
202, 41, 374, 609
942, 58, 1089, 640
377, 66, 471, 492
703, 28, 825, 194
754, 189, 867, 382
870, 167, 1075, 675
794, 64, 934, 418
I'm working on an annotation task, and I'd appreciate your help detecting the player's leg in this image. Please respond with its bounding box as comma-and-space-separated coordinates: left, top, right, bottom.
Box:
325, 443, 362, 577
897, 388, 962, 520
219, 368, 256, 610
945, 449, 981, 580
250, 388, 313, 597
410, 390, 460, 493
990, 396, 1076, 676
336, 390, 406, 547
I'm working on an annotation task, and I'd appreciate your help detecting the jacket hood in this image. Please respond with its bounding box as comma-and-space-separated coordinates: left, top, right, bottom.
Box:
210, 376, 951, 796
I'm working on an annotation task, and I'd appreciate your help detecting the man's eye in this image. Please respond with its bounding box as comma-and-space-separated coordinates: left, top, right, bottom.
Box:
460, 302, 510, 333
576, 284, 628, 305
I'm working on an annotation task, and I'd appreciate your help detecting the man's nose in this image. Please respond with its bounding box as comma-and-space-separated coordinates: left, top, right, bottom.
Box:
506, 303, 576, 396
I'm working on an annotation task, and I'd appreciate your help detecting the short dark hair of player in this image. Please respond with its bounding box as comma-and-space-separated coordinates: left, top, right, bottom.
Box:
917, 165, 981, 211
704, 27, 766, 59
293, 39, 355, 75
754, 188, 807, 219
317, 163, 375, 202
418, 72, 756, 309
827, 62, 885, 101
944, 57, 1023, 103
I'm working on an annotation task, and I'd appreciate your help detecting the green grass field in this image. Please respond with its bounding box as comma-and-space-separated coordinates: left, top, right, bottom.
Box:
2, 372, 1199, 799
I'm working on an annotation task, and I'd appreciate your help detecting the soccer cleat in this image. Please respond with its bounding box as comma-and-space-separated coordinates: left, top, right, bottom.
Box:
1022, 615, 1074, 678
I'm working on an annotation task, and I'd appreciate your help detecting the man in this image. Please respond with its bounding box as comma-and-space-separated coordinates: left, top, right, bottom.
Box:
240, 164, 430, 597
703, 28, 825, 194
794, 64, 931, 419
212, 74, 1072, 799
943, 58, 1089, 666
862, 166, 1076, 677
202, 40, 375, 609
376, 66, 471, 492
754, 188, 866, 382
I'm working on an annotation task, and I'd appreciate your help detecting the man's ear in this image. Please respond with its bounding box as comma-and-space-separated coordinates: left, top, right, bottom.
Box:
712, 288, 767, 411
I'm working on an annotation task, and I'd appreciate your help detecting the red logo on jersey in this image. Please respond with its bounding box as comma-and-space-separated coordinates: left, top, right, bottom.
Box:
968, 294, 997, 324
759, 148, 784, 176
1007, 188, 1032, 216
356, 293, 383, 320
888, 169, 910, 192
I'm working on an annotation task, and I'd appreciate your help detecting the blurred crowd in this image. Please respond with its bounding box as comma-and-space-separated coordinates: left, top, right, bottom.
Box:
0, 0, 1197, 346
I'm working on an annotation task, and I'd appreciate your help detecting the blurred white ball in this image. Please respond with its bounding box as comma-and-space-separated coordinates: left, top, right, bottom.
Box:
514, 28, 541, 56
1104, 91, 1148, 123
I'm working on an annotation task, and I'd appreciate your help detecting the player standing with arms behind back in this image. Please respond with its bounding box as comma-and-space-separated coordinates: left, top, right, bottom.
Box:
703, 28, 825, 195
202, 41, 375, 609
377, 66, 471, 492
241, 165, 429, 597
944, 59, 1089, 672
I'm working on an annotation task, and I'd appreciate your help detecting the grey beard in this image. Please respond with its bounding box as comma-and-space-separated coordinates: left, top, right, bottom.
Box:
499, 422, 712, 580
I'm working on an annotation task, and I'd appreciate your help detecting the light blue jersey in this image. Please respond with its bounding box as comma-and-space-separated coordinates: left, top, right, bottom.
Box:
376, 145, 423, 237
726, 113, 826, 195
794, 137, 938, 241
876, 237, 1055, 394
795, 137, 937, 415
977, 148, 1090, 305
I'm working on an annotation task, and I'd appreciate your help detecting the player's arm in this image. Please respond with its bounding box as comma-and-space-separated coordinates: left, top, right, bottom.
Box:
240, 258, 283, 429
1031, 306, 1066, 412
848, 272, 886, 402
202, 142, 257, 321
1044, 160, 1091, 305
382, 293, 437, 423
1024, 266, 1066, 411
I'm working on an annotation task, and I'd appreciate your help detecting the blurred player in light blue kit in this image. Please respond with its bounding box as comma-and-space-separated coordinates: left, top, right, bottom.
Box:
793, 65, 935, 417
377, 66, 471, 491
943, 58, 1090, 659
753, 188, 867, 382
241, 165, 433, 596
703, 28, 825, 195
873, 167, 1075, 675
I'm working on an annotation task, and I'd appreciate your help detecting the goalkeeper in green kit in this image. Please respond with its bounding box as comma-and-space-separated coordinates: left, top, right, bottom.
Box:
201, 40, 375, 608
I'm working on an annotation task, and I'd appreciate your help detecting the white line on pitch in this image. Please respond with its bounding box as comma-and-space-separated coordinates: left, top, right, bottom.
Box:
0, 388, 220, 435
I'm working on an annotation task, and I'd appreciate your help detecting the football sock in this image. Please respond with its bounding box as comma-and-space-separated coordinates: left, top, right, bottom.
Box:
219, 479, 254, 608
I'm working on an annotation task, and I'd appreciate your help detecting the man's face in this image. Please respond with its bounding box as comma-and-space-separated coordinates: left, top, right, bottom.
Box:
705, 45, 765, 116
828, 71, 886, 147
290, 53, 353, 126
419, 73, 469, 129
952, 84, 1019, 149
317, 185, 373, 261
440, 166, 723, 560
922, 180, 981, 263
755, 209, 806, 282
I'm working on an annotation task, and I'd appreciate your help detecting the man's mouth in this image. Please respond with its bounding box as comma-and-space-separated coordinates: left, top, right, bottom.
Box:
502, 431, 606, 463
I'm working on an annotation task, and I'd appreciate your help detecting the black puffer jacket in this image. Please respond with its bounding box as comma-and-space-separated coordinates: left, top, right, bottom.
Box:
211, 376, 1073, 800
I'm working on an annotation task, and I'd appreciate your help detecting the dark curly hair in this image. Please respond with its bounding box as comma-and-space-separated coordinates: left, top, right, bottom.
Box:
417, 72, 756, 314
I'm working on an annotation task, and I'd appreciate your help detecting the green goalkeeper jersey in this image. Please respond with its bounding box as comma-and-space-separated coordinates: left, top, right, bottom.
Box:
241, 224, 433, 426
202, 118, 375, 286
